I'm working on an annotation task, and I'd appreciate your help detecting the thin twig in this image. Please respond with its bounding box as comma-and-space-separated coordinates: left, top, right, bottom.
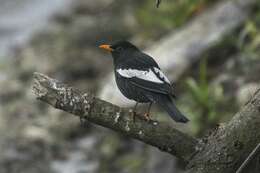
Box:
236, 143, 260, 173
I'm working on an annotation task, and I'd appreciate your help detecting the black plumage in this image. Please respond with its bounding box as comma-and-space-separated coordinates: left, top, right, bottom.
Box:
99, 40, 189, 123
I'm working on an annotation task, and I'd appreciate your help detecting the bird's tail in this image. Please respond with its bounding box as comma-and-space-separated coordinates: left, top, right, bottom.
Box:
156, 95, 189, 123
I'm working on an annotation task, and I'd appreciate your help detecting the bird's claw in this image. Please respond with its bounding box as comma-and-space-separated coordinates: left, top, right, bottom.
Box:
130, 110, 153, 122
131, 111, 137, 122
143, 113, 151, 121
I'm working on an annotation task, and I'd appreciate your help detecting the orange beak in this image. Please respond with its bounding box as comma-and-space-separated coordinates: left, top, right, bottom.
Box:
99, 44, 113, 52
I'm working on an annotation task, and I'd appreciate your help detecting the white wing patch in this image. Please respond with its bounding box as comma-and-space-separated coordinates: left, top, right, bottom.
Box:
153, 67, 171, 84
116, 67, 170, 84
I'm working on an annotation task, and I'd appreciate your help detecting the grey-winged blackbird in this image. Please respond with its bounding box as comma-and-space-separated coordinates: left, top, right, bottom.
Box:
99, 40, 189, 123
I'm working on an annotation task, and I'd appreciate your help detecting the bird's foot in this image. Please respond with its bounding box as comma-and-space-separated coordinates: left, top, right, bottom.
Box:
143, 113, 151, 121
130, 110, 153, 122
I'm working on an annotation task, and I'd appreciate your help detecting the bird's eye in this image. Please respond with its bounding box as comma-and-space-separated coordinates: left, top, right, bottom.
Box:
116, 47, 123, 51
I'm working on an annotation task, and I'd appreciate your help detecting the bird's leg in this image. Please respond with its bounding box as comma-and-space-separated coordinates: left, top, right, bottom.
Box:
144, 102, 153, 121
80, 116, 88, 127
133, 102, 138, 114
131, 102, 139, 122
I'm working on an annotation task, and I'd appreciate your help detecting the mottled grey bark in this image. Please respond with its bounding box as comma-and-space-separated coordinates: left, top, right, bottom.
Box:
32, 72, 260, 172
187, 89, 260, 172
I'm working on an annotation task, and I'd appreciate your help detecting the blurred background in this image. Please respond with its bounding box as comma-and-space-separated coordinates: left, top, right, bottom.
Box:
0, 0, 259, 172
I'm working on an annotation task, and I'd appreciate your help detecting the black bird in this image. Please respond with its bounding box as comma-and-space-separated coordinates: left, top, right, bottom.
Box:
99, 40, 189, 123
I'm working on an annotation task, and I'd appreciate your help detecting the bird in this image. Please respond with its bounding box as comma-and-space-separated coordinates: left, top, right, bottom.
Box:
99, 40, 189, 123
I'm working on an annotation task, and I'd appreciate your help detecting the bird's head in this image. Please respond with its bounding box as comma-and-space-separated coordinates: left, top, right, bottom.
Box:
99, 40, 139, 60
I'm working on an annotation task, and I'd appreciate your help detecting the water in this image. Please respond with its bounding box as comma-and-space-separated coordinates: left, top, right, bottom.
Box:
0, 0, 73, 57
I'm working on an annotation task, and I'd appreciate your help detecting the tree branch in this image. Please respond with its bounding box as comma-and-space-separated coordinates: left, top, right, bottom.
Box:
188, 89, 260, 172
236, 143, 260, 173
32, 72, 198, 162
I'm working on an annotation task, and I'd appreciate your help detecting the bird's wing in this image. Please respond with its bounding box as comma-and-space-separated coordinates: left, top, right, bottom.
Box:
116, 67, 173, 95
116, 51, 176, 96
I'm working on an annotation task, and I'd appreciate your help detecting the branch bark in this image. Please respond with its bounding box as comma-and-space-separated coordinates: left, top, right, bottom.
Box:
32, 72, 260, 172
32, 72, 198, 162
187, 90, 260, 172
